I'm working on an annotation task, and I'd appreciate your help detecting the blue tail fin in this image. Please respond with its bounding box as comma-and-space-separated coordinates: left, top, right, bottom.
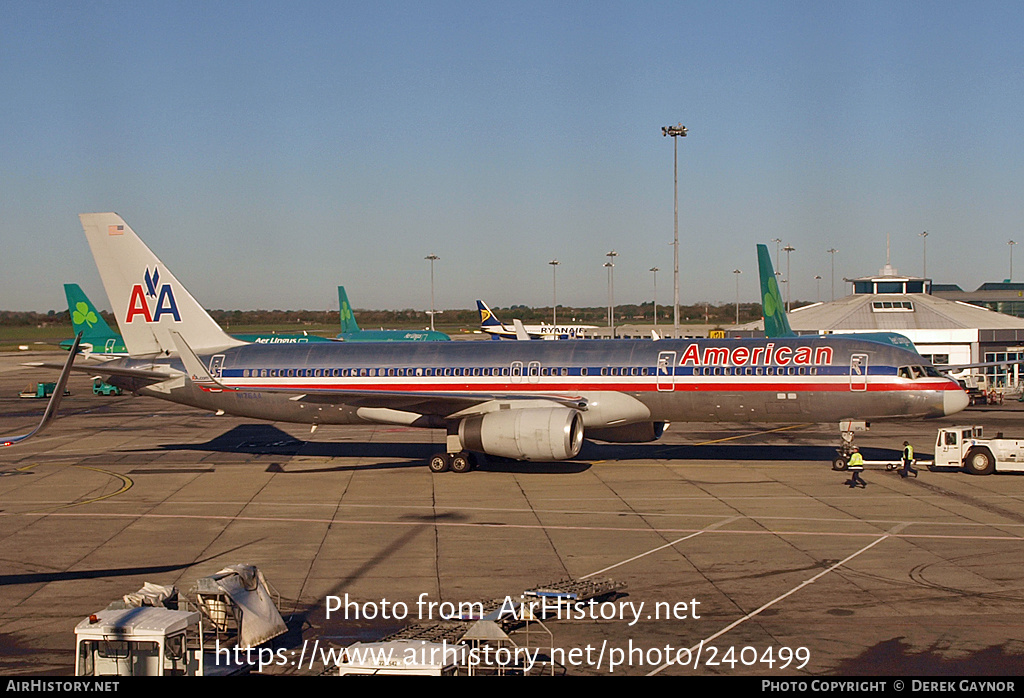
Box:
476, 300, 505, 329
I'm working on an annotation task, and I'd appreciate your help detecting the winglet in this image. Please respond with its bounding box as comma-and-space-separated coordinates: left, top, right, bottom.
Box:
512, 318, 532, 341
757, 244, 796, 338
338, 286, 361, 334
1, 332, 80, 447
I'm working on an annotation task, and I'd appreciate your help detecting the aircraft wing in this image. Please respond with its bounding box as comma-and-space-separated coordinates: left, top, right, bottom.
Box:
288, 389, 586, 412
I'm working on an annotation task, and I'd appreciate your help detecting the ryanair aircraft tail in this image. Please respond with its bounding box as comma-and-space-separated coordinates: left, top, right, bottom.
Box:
79, 213, 245, 357
338, 286, 361, 334
476, 299, 510, 339
757, 244, 796, 338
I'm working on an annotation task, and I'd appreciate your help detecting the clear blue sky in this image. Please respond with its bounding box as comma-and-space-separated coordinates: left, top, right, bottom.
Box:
3, 1, 1023, 313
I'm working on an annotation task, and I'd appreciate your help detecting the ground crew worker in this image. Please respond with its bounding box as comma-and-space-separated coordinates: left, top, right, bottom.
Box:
901, 440, 918, 478
847, 447, 866, 488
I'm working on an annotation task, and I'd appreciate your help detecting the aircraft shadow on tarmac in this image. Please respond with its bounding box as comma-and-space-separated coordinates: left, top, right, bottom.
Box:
0, 543, 255, 587
835, 637, 1023, 675
138, 424, 909, 472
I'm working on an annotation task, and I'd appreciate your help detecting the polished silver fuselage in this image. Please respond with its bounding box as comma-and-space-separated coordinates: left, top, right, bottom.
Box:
103, 336, 968, 428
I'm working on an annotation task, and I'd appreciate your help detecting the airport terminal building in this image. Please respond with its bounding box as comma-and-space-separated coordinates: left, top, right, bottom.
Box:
735, 264, 1024, 388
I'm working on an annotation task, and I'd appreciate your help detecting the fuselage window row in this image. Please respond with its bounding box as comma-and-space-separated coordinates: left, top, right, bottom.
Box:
236, 365, 828, 379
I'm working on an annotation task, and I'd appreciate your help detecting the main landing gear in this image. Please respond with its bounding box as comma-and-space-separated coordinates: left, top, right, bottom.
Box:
428, 451, 478, 474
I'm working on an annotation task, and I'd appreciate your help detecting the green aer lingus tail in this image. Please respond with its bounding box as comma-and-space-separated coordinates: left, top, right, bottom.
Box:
757, 245, 796, 339
60, 284, 128, 354
756, 244, 918, 352
335, 286, 449, 342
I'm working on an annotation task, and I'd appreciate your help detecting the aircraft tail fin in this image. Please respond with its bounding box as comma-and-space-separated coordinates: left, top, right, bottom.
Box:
79, 213, 245, 357
64, 284, 121, 351
476, 300, 505, 329
338, 286, 361, 334
757, 244, 796, 338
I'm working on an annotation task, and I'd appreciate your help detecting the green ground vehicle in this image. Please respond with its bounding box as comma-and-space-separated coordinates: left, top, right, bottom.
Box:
19, 382, 69, 399
92, 378, 123, 396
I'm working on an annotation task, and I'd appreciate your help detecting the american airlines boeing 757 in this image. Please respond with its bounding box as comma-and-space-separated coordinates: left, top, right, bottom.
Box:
35, 213, 967, 472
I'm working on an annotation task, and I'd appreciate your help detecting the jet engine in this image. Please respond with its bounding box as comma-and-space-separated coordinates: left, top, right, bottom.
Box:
585, 421, 668, 443
459, 407, 584, 461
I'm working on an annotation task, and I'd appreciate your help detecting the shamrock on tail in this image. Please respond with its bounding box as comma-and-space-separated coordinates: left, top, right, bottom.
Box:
73, 302, 97, 328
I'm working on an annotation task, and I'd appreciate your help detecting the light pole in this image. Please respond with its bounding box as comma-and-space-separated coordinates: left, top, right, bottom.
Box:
919, 231, 928, 277
650, 267, 659, 327
605, 250, 618, 337
1010, 240, 1017, 282
827, 248, 838, 301
783, 245, 795, 311
733, 269, 741, 325
662, 123, 687, 337
814, 275, 822, 303
425, 254, 439, 332
549, 260, 560, 325
773, 238, 783, 282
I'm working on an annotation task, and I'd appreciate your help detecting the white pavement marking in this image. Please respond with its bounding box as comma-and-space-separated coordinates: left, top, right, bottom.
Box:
646, 533, 892, 675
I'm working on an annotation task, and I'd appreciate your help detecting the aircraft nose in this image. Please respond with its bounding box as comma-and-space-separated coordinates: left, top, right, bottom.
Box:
944, 386, 970, 416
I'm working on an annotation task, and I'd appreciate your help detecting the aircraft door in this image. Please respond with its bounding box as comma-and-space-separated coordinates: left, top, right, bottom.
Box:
527, 361, 541, 384
849, 353, 868, 392
209, 354, 226, 379
936, 429, 959, 467
105, 338, 117, 353
657, 351, 676, 392
510, 361, 523, 384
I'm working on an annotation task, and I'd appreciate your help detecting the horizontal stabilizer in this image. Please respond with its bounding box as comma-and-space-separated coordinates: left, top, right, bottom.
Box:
171, 332, 226, 388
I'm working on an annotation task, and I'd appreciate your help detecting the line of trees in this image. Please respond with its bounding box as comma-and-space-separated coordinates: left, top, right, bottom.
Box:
4, 301, 807, 331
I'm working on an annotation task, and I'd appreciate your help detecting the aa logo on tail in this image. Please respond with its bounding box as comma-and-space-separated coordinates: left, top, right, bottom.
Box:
125, 267, 181, 323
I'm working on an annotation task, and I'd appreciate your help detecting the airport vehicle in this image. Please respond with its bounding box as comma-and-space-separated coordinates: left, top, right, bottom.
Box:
38, 213, 971, 471
19, 382, 68, 399
476, 300, 597, 340
74, 566, 282, 676
92, 377, 122, 395
932, 425, 1024, 475
75, 606, 206, 676
337, 286, 450, 342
